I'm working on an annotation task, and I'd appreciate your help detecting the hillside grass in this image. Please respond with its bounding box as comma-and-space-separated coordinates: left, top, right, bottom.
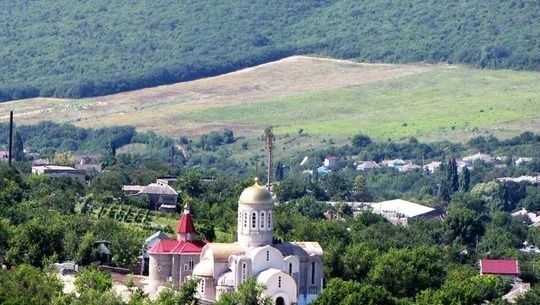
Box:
178, 65, 540, 142
2, 57, 539, 157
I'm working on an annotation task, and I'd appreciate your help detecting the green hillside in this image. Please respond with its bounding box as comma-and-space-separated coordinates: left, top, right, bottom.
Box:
1, 0, 539, 101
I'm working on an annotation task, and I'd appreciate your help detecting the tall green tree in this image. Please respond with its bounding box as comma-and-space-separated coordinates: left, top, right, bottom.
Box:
13, 132, 24, 161
459, 167, 471, 192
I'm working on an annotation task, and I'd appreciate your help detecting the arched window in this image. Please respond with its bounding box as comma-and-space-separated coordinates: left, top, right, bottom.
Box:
260, 212, 265, 229
189, 258, 194, 271
266, 250, 270, 261
311, 261, 316, 285
278, 276, 282, 288
243, 212, 247, 228
289, 263, 293, 275
251, 212, 257, 229
241, 263, 247, 281
268, 211, 272, 228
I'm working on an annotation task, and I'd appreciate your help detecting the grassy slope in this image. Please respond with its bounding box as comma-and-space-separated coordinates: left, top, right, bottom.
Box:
178, 65, 540, 142
2, 56, 539, 156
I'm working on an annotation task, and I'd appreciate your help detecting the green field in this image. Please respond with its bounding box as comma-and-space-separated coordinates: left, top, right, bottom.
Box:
178, 65, 540, 142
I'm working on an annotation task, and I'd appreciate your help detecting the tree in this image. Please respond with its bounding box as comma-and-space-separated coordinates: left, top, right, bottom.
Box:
446, 159, 459, 193
13, 132, 24, 161
215, 277, 271, 305
177, 170, 203, 198
324, 173, 351, 201
0, 264, 62, 305
352, 175, 369, 201
74, 267, 113, 293
368, 246, 446, 298
154, 278, 199, 305
341, 243, 378, 281
53, 151, 76, 166
274, 174, 307, 202
444, 207, 484, 245
351, 133, 372, 148
459, 167, 471, 192
311, 278, 395, 305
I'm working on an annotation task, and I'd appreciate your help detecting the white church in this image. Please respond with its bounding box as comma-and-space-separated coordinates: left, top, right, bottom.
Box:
147, 179, 324, 305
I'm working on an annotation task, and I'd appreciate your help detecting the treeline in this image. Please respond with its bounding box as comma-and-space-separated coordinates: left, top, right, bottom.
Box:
1, 0, 539, 101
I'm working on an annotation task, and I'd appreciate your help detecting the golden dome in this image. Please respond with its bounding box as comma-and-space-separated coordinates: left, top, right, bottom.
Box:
239, 178, 273, 205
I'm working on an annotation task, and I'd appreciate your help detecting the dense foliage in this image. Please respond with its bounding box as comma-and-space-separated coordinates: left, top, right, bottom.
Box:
1, 1, 539, 101
1, 123, 540, 304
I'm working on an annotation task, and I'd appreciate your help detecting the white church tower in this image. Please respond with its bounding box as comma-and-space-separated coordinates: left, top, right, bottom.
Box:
237, 178, 274, 248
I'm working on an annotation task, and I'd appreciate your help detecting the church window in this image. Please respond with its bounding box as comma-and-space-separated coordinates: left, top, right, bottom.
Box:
289, 263, 293, 275
311, 262, 316, 285
266, 250, 269, 261
260, 212, 265, 229
268, 211, 272, 228
278, 276, 282, 288
189, 259, 194, 271
242, 263, 247, 282
251, 212, 257, 229
243, 212, 247, 228
184, 264, 188, 271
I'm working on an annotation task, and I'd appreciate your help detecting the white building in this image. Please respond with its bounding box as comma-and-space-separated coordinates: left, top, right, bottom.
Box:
192, 179, 323, 305
463, 153, 494, 164
423, 161, 442, 173
356, 161, 381, 171
366, 199, 444, 225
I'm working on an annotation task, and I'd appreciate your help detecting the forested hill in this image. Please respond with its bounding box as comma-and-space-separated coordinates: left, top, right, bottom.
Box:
1, 1, 539, 102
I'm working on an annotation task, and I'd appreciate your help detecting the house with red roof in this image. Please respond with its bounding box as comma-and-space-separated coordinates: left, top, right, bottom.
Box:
480, 259, 520, 280
147, 205, 206, 289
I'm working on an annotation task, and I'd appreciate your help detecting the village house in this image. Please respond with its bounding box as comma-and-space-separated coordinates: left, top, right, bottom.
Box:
515, 157, 533, 166
398, 163, 421, 173
74, 154, 102, 172
31, 165, 86, 181
381, 159, 408, 169
423, 161, 442, 173
479, 259, 519, 281
323, 156, 339, 168
0, 150, 9, 162
355, 161, 381, 171
511, 209, 540, 227
123, 178, 179, 212
498, 176, 540, 184
463, 152, 494, 164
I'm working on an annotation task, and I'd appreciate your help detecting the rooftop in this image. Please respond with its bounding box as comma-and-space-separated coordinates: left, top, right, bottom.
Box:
480, 259, 519, 275
368, 199, 435, 218
148, 239, 206, 255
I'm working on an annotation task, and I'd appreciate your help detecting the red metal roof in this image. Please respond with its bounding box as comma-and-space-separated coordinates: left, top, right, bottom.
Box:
177, 211, 196, 234
148, 239, 206, 254
480, 259, 519, 275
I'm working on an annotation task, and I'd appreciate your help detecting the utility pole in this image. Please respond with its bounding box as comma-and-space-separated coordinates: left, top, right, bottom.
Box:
264, 128, 275, 191
8, 111, 13, 166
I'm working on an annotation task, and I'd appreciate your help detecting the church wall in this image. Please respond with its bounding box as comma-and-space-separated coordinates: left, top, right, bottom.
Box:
178, 254, 200, 285
234, 257, 252, 289
149, 254, 172, 285
250, 246, 284, 275
260, 272, 297, 305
